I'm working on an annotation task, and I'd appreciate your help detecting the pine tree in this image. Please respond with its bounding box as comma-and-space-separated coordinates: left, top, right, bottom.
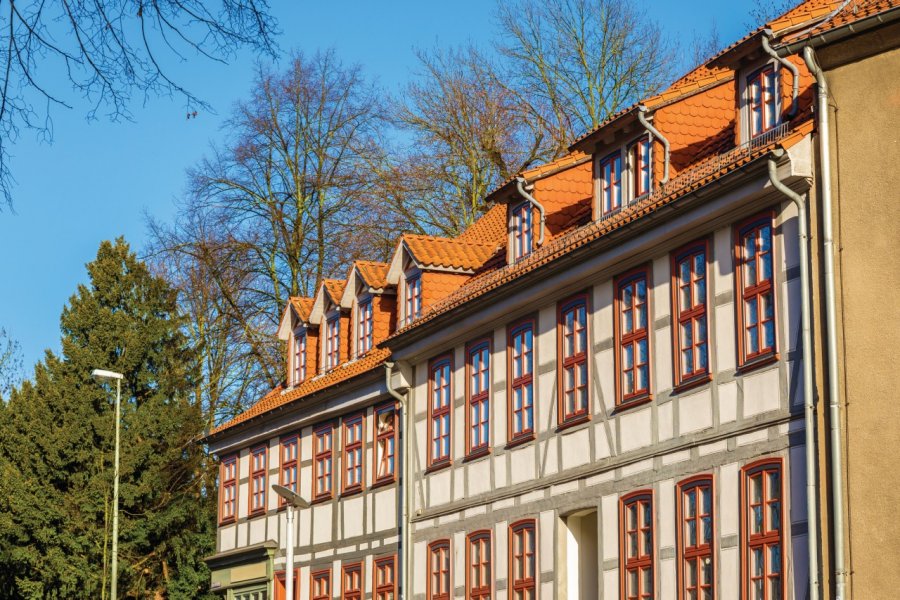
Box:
0, 238, 216, 599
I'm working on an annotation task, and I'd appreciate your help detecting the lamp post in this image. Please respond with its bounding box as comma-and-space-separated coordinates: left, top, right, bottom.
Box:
92, 368, 124, 600
272, 484, 309, 600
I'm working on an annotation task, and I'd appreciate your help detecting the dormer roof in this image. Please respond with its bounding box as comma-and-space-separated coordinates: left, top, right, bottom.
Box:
486, 152, 592, 204
386, 235, 500, 283
340, 261, 391, 307
277, 296, 314, 340
309, 278, 346, 323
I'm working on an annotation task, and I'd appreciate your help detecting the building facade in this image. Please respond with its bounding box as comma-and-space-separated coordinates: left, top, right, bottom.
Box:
201, 2, 900, 599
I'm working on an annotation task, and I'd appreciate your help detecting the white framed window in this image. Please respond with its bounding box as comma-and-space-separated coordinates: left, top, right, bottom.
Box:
511, 202, 533, 262
292, 328, 306, 385
326, 314, 340, 369
357, 298, 373, 356
405, 274, 422, 325
741, 62, 781, 142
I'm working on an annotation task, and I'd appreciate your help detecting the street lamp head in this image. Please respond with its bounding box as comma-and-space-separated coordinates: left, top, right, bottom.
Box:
271, 484, 310, 509
92, 369, 124, 381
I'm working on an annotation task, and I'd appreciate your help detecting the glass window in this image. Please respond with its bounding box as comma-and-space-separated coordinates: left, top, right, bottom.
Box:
293, 331, 306, 385
467, 340, 491, 455
313, 425, 333, 500
406, 275, 422, 325
748, 65, 780, 137
342, 415, 364, 493
374, 556, 397, 600
509, 520, 537, 600
358, 300, 373, 355
601, 152, 623, 216
616, 269, 651, 405
678, 477, 714, 600
630, 136, 652, 198
428, 540, 451, 600
737, 213, 777, 366
279, 435, 299, 505
374, 403, 396, 484
342, 563, 362, 600
311, 569, 331, 600
249, 446, 267, 515
220, 455, 237, 522
673, 242, 709, 387
429, 357, 453, 467
512, 203, 533, 261
621, 491, 654, 600
743, 461, 784, 600
559, 295, 589, 424
467, 531, 492, 600
508, 320, 535, 442
326, 316, 340, 369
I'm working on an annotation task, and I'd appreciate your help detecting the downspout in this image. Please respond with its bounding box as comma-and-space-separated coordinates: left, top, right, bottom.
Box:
385, 361, 412, 600
515, 176, 546, 246
762, 30, 800, 119
803, 44, 847, 600
637, 106, 670, 184
767, 152, 819, 600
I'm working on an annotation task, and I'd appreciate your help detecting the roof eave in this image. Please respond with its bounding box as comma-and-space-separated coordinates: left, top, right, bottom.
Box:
776, 5, 900, 56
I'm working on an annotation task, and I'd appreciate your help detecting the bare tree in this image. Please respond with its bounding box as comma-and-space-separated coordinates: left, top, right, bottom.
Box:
148, 50, 387, 423
746, 0, 796, 28
0, 0, 279, 210
686, 19, 723, 68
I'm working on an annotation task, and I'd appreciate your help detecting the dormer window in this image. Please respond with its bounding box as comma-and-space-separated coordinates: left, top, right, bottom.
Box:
629, 136, 652, 198
357, 299, 373, 355
292, 330, 306, 385
405, 275, 422, 325
747, 65, 780, 138
326, 315, 340, 369
511, 202, 533, 261
600, 152, 623, 216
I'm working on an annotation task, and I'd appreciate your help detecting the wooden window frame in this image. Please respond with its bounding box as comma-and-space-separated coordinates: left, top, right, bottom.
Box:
741, 458, 785, 600
406, 274, 422, 325
279, 434, 300, 508
248, 444, 267, 516
357, 298, 373, 356
373, 401, 398, 486
311, 568, 332, 600
312, 423, 334, 502
600, 150, 623, 216
557, 293, 590, 427
511, 201, 533, 262
465, 338, 492, 458
735, 212, 779, 370
275, 569, 300, 600
373, 555, 397, 600
671, 239, 712, 391
292, 330, 307, 386
427, 539, 452, 600
428, 355, 453, 470
341, 562, 363, 600
620, 490, 655, 600
466, 530, 493, 600
614, 266, 653, 408
509, 519, 538, 600
747, 65, 780, 138
629, 135, 652, 199
341, 413, 365, 495
218, 454, 237, 524
325, 314, 340, 370
507, 317, 536, 445
676, 475, 716, 600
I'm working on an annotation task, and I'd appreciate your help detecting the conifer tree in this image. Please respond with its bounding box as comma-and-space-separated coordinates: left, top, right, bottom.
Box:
0, 238, 215, 599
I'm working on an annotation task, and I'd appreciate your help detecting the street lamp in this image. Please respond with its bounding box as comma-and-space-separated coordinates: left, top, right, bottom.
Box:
271, 484, 309, 600
92, 368, 124, 600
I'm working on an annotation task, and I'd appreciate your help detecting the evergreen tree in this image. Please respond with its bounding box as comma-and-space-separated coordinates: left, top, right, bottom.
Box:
0, 238, 215, 599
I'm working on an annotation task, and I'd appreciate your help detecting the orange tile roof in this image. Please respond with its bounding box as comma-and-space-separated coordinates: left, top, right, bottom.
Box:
208, 347, 391, 436
322, 279, 346, 305
403, 234, 499, 271
457, 204, 508, 245
289, 297, 314, 322
781, 0, 900, 41
354, 261, 390, 289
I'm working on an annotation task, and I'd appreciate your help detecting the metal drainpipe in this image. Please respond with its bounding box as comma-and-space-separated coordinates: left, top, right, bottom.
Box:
803, 44, 847, 600
767, 152, 819, 600
516, 176, 546, 246
385, 361, 412, 600
762, 31, 800, 119
637, 106, 670, 184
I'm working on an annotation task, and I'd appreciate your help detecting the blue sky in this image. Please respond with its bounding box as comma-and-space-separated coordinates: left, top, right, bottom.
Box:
0, 0, 760, 374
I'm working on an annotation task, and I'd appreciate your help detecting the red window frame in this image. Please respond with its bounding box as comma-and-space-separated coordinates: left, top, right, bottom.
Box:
600, 151, 623, 216
406, 274, 422, 325
428, 355, 453, 469
341, 562, 363, 600
275, 569, 299, 600
293, 331, 306, 385
509, 519, 537, 600
279, 434, 299, 507
620, 490, 654, 600
507, 318, 535, 444
373, 402, 397, 485
735, 212, 778, 368
615, 267, 652, 406
558, 294, 589, 426
747, 65, 779, 137
313, 423, 334, 501
219, 454, 237, 524
512, 202, 533, 261
342, 413, 365, 494
741, 459, 785, 600
326, 315, 340, 369
428, 540, 451, 600
358, 299, 373, 355
671, 240, 711, 389
373, 555, 397, 600
677, 476, 715, 600
466, 339, 491, 457
248, 445, 267, 516
466, 530, 492, 600
311, 568, 332, 600
629, 136, 652, 198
